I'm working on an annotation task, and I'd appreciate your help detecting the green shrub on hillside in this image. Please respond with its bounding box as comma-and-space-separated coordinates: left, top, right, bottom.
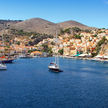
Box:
58, 49, 64, 55
74, 35, 82, 39
72, 27, 81, 33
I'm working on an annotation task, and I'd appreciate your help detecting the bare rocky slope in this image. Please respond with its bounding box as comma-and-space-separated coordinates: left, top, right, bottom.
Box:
57, 20, 92, 30
0, 20, 22, 31
10, 18, 93, 35
99, 43, 108, 55
10, 18, 60, 35
0, 18, 93, 35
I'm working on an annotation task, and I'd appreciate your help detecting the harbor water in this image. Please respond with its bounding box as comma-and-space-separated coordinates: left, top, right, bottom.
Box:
0, 57, 108, 108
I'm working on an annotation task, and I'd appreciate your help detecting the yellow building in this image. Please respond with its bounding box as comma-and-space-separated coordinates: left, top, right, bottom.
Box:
31, 51, 42, 56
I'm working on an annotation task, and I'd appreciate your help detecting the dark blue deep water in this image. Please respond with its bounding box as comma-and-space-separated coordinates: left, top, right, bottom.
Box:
0, 57, 108, 108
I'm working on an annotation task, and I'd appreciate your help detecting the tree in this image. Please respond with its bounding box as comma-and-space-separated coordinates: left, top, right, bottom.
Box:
42, 44, 53, 55
64, 28, 71, 34
102, 28, 105, 29
42, 44, 49, 52
60, 28, 71, 35
72, 27, 81, 33
48, 47, 53, 55
16, 41, 20, 45
58, 49, 64, 55
74, 35, 82, 39
51, 41, 55, 45
84, 29, 91, 33
93, 34, 97, 37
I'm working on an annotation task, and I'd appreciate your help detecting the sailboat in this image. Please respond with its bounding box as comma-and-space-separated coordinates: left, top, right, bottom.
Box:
48, 32, 63, 72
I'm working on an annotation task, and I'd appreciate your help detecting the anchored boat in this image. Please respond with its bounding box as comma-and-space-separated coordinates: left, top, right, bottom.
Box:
48, 31, 63, 72
0, 62, 7, 70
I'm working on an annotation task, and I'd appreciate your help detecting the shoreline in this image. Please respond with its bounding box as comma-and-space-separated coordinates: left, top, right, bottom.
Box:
59, 55, 108, 63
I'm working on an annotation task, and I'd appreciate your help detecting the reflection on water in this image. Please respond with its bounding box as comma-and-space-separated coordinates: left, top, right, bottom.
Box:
0, 57, 108, 108
81, 67, 95, 71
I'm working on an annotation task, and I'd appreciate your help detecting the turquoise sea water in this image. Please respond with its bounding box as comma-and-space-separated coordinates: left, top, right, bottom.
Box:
0, 57, 108, 108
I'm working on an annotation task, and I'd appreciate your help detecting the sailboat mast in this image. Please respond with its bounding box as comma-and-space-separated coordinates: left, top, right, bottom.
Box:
55, 31, 59, 66
55, 54, 56, 64
55, 31, 57, 64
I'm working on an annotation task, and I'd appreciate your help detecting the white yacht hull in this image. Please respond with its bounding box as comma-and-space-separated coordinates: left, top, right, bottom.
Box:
48, 65, 62, 72
0, 64, 7, 70
48, 65, 59, 69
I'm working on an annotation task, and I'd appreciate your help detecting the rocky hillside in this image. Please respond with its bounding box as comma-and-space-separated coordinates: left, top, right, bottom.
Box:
99, 43, 108, 55
10, 18, 93, 35
10, 18, 60, 35
57, 20, 92, 30
0, 18, 93, 36
0, 20, 22, 31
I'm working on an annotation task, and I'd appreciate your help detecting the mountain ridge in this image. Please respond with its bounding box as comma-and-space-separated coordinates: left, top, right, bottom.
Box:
0, 18, 95, 35
57, 20, 91, 30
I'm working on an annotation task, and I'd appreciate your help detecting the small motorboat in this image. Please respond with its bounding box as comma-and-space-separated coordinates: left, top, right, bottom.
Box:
0, 62, 7, 70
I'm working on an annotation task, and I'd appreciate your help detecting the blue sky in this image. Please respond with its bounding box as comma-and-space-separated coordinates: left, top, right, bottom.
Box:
0, 0, 108, 28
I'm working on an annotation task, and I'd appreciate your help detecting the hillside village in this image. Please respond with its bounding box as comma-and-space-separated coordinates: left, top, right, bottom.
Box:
37, 28, 108, 57
0, 18, 108, 59
0, 27, 108, 59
